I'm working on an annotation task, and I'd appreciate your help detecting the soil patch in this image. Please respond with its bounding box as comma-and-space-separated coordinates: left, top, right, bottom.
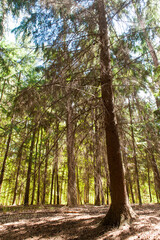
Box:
0, 204, 159, 240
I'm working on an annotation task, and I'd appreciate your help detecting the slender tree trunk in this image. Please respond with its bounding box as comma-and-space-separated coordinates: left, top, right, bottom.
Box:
151, 153, 160, 202
59, 162, 66, 205
12, 142, 24, 205
97, 0, 136, 227
76, 166, 81, 205
55, 121, 59, 205
94, 105, 101, 205
100, 177, 105, 205
122, 152, 135, 204
31, 131, 39, 205
146, 154, 152, 202
128, 99, 142, 205
67, 97, 77, 206
37, 128, 43, 205
84, 151, 90, 204
0, 123, 13, 192
24, 129, 36, 205
42, 140, 49, 205
50, 163, 55, 205
56, 167, 59, 205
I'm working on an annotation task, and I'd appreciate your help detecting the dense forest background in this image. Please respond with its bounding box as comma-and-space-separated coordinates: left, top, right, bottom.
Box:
0, 0, 160, 209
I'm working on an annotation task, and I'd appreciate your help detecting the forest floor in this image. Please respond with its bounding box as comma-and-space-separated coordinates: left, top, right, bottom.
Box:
0, 204, 159, 240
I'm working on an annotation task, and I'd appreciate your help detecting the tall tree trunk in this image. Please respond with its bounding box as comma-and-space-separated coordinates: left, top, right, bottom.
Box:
84, 150, 90, 204
94, 104, 101, 205
37, 128, 43, 205
102, 147, 110, 205
151, 153, 160, 202
24, 129, 36, 205
97, 0, 136, 227
42, 139, 49, 205
128, 99, 142, 205
12, 142, 24, 205
31, 131, 39, 205
55, 120, 59, 205
67, 97, 77, 206
122, 152, 135, 204
50, 162, 55, 205
76, 166, 81, 205
146, 154, 152, 203
0, 122, 13, 192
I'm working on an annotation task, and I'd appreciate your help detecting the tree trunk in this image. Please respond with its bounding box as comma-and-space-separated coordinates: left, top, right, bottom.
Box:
37, 128, 43, 205
84, 151, 90, 204
146, 154, 152, 202
12, 142, 24, 205
55, 121, 59, 205
128, 99, 142, 205
67, 97, 77, 206
50, 162, 55, 205
151, 153, 160, 202
0, 123, 13, 192
94, 104, 101, 205
31, 131, 39, 205
122, 152, 135, 204
24, 129, 36, 205
97, 0, 136, 227
42, 140, 49, 205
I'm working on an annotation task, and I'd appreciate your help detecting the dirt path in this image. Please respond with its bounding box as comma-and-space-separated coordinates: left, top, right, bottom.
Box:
0, 204, 159, 240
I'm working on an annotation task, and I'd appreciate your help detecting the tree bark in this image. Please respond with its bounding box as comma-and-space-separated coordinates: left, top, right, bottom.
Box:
31, 131, 39, 205
50, 162, 55, 205
12, 142, 24, 205
97, 0, 136, 227
146, 154, 152, 203
24, 129, 36, 205
42, 139, 49, 205
94, 104, 101, 205
128, 99, 142, 205
37, 128, 43, 205
67, 97, 77, 206
151, 153, 160, 202
0, 123, 13, 192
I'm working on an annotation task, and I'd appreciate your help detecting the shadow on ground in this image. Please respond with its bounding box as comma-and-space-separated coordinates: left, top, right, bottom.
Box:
0, 204, 159, 240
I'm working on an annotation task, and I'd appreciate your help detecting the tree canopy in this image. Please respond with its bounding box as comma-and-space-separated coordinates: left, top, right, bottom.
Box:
0, 0, 160, 228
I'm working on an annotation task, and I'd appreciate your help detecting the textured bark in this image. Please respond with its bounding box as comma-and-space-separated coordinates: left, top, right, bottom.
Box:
102, 149, 110, 205
24, 129, 36, 205
31, 132, 39, 205
42, 140, 49, 204
84, 152, 90, 204
76, 167, 81, 205
67, 97, 77, 206
123, 152, 135, 204
97, 0, 136, 227
50, 163, 55, 205
128, 99, 142, 205
0, 124, 12, 192
94, 105, 101, 205
12, 142, 24, 205
55, 122, 60, 205
37, 129, 43, 205
151, 153, 160, 202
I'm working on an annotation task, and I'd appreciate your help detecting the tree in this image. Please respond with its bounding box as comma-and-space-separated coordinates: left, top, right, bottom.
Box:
97, 0, 136, 226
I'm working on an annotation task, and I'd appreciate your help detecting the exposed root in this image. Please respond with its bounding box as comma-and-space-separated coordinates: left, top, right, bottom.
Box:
100, 204, 137, 228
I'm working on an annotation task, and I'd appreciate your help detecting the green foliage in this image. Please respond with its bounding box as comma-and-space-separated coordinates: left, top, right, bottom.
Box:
0, 0, 160, 206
